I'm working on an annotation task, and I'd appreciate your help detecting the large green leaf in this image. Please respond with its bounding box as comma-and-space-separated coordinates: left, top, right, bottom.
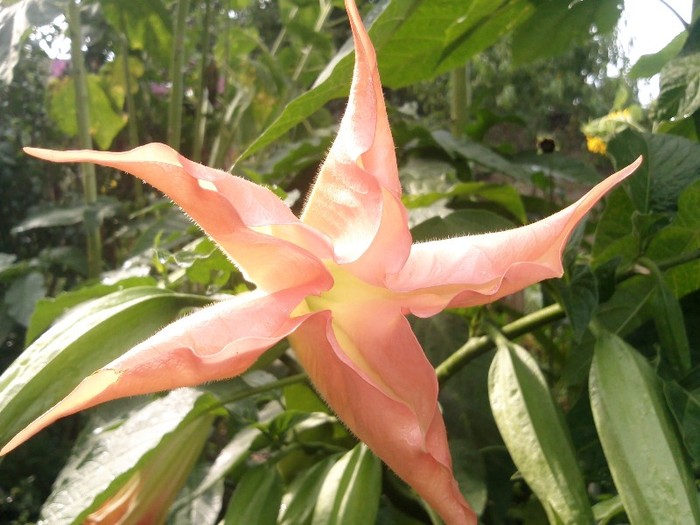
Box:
629, 31, 688, 80
101, 0, 172, 65
39, 388, 219, 524
488, 342, 594, 524
589, 330, 700, 524
312, 443, 382, 525
0, 286, 211, 449
239, 0, 537, 159
223, 463, 283, 525
0, 0, 63, 83
607, 129, 700, 214
279, 454, 341, 525
25, 276, 157, 345
511, 0, 622, 65
48, 74, 128, 149
657, 52, 700, 122
647, 180, 700, 298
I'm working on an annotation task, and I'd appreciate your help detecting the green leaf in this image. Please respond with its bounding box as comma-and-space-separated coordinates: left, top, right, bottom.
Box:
430, 129, 529, 182
647, 180, 700, 298
10, 198, 120, 234
48, 75, 127, 150
642, 260, 692, 375
663, 378, 700, 467
4, 271, 45, 327
629, 31, 688, 79
657, 52, 700, 121
0, 287, 211, 449
607, 129, 700, 214
279, 454, 341, 525
101, 0, 172, 65
411, 209, 515, 242
592, 187, 637, 266
0, 0, 63, 83
312, 443, 382, 525
223, 463, 283, 525
40, 388, 219, 524
239, 0, 537, 159
169, 462, 224, 525
25, 277, 157, 345
192, 426, 262, 500
488, 342, 594, 524
589, 330, 700, 524
550, 264, 598, 342
511, 0, 622, 65
591, 495, 625, 525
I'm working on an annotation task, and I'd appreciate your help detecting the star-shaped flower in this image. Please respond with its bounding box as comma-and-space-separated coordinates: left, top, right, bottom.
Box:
8, 1, 639, 522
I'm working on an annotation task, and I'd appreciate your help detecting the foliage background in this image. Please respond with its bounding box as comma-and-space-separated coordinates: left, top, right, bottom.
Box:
1, 0, 700, 523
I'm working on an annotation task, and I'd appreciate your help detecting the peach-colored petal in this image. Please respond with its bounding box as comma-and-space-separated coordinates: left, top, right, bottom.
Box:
300, 0, 411, 279
0, 287, 311, 455
289, 311, 476, 525
390, 158, 642, 317
24, 145, 333, 292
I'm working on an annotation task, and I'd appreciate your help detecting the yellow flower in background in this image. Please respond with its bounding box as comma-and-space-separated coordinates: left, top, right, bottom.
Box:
586, 136, 608, 155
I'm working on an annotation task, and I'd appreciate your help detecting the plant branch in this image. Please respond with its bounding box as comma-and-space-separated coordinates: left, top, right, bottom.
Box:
436, 248, 700, 384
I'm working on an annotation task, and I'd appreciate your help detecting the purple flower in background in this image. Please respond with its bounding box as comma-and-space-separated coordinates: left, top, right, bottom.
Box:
49, 59, 69, 78
149, 82, 170, 97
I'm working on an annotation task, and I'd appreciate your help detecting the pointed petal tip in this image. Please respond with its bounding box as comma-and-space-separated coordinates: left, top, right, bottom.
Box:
0, 369, 120, 456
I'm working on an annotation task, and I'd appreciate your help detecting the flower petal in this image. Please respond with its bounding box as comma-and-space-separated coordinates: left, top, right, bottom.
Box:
0, 288, 310, 455
24, 144, 333, 292
300, 0, 411, 279
289, 308, 476, 525
390, 158, 642, 317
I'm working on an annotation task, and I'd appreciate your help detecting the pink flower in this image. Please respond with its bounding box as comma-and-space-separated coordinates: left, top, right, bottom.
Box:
11, 1, 640, 522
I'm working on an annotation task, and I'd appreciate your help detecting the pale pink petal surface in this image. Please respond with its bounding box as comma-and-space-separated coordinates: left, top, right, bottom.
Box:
391, 158, 642, 317
7, 1, 644, 523
301, 0, 411, 281
0, 287, 313, 455
290, 312, 476, 525
24, 145, 334, 292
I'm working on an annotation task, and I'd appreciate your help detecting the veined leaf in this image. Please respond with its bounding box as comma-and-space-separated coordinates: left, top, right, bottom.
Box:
279, 454, 341, 525
40, 388, 219, 524
223, 463, 283, 525
0, 286, 211, 449
239, 0, 537, 160
589, 330, 700, 524
312, 443, 382, 525
488, 342, 594, 524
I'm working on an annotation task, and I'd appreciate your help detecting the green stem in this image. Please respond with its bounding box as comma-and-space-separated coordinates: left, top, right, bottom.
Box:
436, 304, 564, 384
292, 0, 332, 82
218, 373, 308, 405
436, 248, 700, 384
67, 0, 102, 278
192, 0, 212, 162
167, 0, 190, 149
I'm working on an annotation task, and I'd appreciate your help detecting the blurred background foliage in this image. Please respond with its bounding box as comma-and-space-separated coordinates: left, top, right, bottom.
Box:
1, 0, 700, 524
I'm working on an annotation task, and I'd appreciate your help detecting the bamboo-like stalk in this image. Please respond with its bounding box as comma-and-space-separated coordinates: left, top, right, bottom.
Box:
118, 9, 144, 206
67, 0, 102, 278
192, 0, 212, 162
450, 65, 468, 136
292, 0, 332, 82
167, 0, 191, 149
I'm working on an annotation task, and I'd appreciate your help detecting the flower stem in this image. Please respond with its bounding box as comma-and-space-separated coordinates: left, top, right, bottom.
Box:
436, 303, 564, 385
436, 248, 700, 384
